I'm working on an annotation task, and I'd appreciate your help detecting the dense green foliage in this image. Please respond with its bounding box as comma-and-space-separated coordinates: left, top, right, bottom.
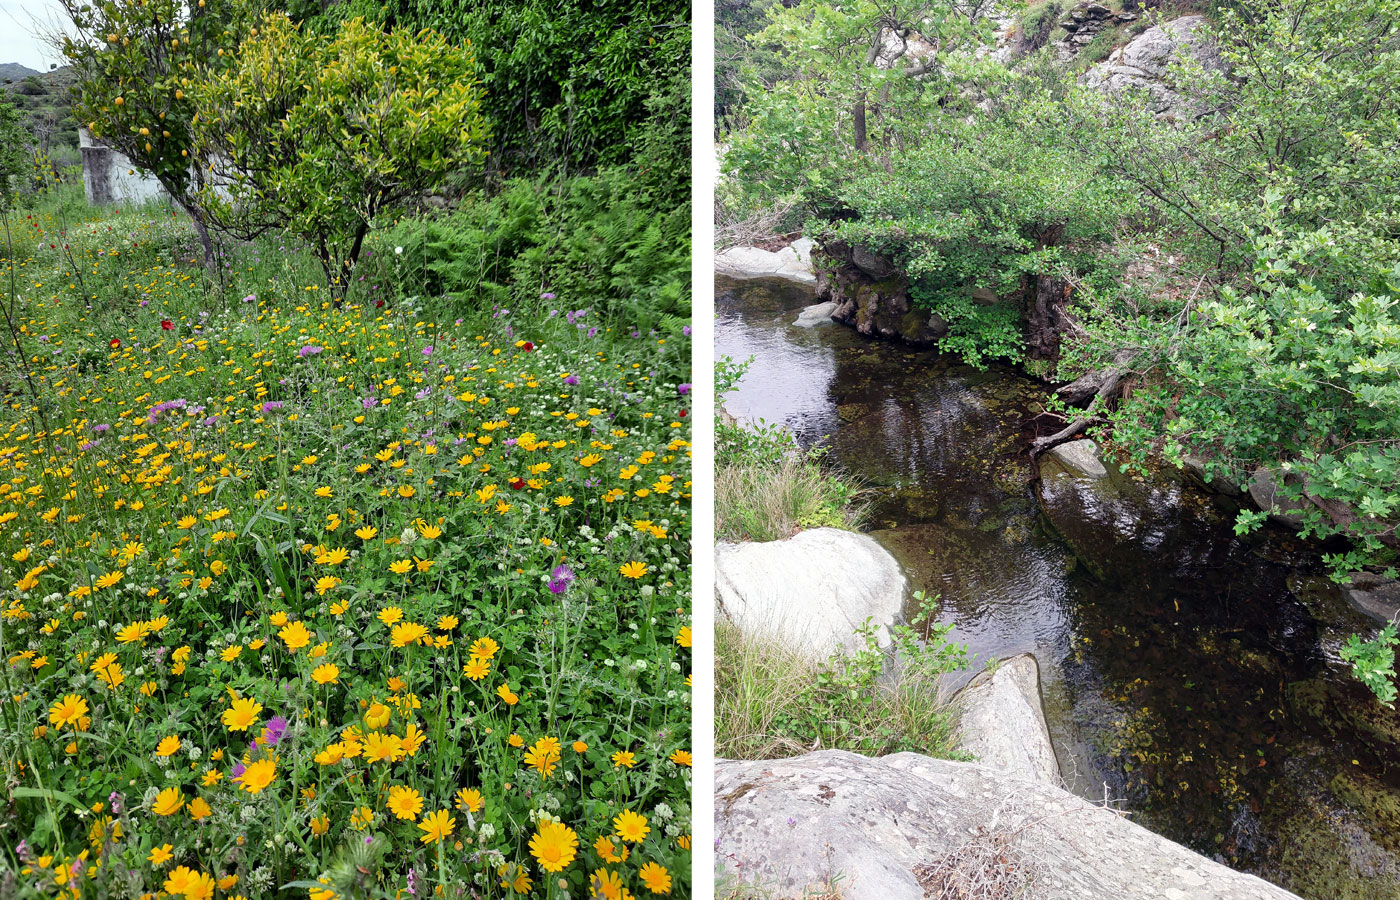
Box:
317, 0, 691, 189
383, 173, 691, 330
724, 0, 1400, 696
193, 12, 490, 289
0, 99, 27, 215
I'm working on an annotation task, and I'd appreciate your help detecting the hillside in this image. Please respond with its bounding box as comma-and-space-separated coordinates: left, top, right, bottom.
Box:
0, 64, 78, 153
0, 62, 39, 83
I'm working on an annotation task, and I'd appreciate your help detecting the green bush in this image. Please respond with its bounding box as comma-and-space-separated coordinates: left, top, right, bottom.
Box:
375, 170, 691, 329
358, 0, 690, 183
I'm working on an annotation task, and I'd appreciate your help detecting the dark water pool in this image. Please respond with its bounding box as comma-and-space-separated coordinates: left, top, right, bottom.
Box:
717, 272, 1400, 900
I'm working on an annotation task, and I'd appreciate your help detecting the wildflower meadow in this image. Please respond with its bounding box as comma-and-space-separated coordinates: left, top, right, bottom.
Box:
0, 188, 692, 899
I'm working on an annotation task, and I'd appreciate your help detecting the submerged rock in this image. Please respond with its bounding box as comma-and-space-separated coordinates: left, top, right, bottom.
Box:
715, 750, 1303, 900
952, 654, 1062, 785
715, 238, 817, 283
715, 527, 905, 656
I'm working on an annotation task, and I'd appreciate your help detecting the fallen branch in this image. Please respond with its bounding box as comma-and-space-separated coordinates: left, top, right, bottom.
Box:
1031, 351, 1136, 456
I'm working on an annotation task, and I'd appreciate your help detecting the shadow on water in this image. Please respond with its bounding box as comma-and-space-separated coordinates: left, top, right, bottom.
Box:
717, 272, 1400, 900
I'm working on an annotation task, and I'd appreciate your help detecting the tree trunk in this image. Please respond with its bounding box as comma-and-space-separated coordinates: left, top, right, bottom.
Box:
853, 94, 869, 152
1026, 223, 1071, 362
168, 190, 217, 273
336, 222, 370, 303
1028, 274, 1073, 361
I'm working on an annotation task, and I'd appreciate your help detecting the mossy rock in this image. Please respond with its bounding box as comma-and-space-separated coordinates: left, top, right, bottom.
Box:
1328, 770, 1400, 856
837, 403, 866, 424
1287, 677, 1400, 749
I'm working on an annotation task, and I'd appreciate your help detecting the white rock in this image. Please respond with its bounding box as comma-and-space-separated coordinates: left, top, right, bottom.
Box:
715, 237, 817, 284
1044, 439, 1109, 479
715, 528, 905, 656
716, 750, 1303, 900
1084, 16, 1224, 116
793, 301, 838, 327
952, 654, 1061, 785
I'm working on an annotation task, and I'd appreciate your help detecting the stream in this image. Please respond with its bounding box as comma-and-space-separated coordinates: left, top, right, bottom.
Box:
717, 271, 1400, 900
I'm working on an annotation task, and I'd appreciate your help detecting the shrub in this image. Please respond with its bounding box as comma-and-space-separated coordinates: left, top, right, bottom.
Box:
377, 171, 691, 329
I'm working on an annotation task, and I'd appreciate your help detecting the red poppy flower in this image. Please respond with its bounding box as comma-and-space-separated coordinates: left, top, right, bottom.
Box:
521, 341, 534, 352
160, 320, 173, 330
679, 409, 687, 417
509, 477, 525, 491
109, 338, 121, 348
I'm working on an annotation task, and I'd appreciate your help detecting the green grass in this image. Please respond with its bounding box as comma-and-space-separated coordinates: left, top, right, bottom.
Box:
715, 598, 968, 761
715, 452, 866, 543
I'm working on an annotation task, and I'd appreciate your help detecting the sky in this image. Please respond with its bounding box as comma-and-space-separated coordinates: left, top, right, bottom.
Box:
0, 0, 73, 71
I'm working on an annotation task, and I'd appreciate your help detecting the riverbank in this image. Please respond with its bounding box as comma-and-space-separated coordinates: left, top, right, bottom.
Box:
715, 265, 1400, 900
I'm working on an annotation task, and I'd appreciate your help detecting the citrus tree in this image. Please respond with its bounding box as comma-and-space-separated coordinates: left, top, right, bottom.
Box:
192, 13, 489, 295
57, 0, 250, 268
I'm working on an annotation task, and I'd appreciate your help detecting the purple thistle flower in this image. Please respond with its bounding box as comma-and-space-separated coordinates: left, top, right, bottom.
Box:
548, 563, 575, 595
564, 375, 579, 386
261, 716, 288, 747
261, 401, 284, 413
298, 345, 323, 357
678, 383, 691, 395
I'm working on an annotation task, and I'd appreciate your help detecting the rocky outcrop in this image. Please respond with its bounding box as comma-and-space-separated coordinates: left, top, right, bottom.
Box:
716, 751, 1303, 900
1051, 3, 1137, 63
1247, 467, 1309, 529
1182, 455, 1244, 498
715, 528, 906, 656
1084, 16, 1224, 117
817, 241, 947, 344
715, 237, 817, 283
952, 654, 1061, 785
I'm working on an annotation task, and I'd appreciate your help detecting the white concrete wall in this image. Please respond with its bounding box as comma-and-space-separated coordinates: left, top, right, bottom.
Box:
79, 128, 169, 206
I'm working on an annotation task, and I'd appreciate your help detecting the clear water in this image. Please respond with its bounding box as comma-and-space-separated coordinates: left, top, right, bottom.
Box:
717, 272, 1400, 900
